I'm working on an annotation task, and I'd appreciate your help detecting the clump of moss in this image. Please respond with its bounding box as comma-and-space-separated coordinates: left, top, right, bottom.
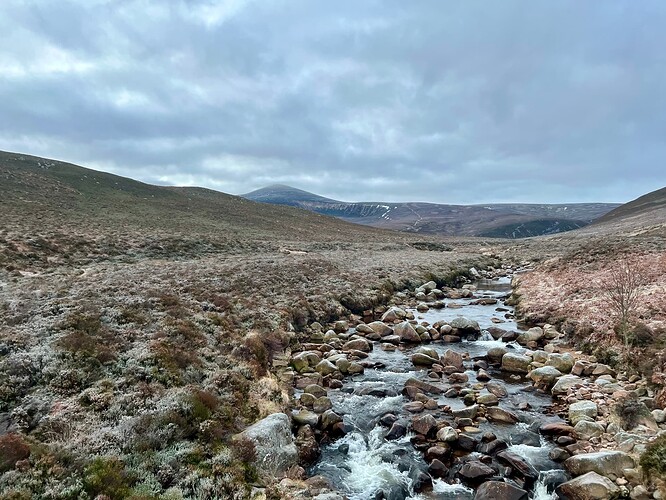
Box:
641, 434, 666, 481
83, 457, 137, 499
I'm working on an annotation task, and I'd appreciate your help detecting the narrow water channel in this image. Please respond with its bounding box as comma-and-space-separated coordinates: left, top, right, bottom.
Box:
307, 277, 568, 499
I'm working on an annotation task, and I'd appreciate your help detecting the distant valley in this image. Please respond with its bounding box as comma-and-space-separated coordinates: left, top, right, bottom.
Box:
243, 184, 620, 238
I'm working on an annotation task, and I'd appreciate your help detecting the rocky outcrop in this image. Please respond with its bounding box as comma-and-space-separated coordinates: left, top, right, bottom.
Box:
555, 471, 620, 499
238, 413, 298, 478
564, 451, 635, 479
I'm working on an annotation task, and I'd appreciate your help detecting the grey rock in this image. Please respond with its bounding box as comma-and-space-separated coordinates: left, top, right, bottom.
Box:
238, 413, 298, 478
564, 451, 635, 479
555, 471, 620, 499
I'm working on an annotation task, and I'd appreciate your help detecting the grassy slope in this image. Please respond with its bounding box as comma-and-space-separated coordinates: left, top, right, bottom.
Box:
0, 151, 511, 499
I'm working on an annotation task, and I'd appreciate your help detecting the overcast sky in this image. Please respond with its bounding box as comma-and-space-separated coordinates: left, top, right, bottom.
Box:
1, 1, 664, 204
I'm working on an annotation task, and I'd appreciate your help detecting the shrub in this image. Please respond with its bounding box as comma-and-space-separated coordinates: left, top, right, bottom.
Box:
641, 434, 666, 481
83, 457, 137, 499
0, 433, 30, 472
614, 395, 650, 431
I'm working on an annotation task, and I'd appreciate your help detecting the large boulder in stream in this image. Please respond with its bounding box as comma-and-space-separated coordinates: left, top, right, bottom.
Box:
555, 471, 621, 499
474, 481, 528, 500
412, 414, 437, 436
394, 321, 421, 342
529, 366, 563, 389
450, 317, 481, 337
236, 413, 298, 478
381, 307, 406, 322
501, 353, 532, 374
441, 349, 464, 371
564, 451, 635, 479
367, 321, 394, 336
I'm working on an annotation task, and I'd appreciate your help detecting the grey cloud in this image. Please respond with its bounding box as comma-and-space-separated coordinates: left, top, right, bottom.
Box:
0, 0, 664, 203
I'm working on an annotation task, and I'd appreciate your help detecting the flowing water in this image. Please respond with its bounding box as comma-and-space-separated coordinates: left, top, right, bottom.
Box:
308, 277, 567, 499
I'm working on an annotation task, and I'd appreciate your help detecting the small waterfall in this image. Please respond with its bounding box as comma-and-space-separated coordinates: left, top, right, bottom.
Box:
313, 427, 425, 500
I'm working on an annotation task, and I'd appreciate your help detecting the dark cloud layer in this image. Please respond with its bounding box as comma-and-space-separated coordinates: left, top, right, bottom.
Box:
1, 1, 664, 203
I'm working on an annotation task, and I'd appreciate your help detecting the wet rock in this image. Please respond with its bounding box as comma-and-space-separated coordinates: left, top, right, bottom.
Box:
486, 382, 508, 398
551, 375, 583, 396
355, 323, 375, 335
476, 393, 499, 406
539, 423, 576, 436
300, 393, 316, 407
456, 434, 477, 451
549, 447, 570, 462
452, 405, 479, 419
441, 349, 464, 371
367, 321, 394, 336
385, 421, 407, 440
449, 373, 469, 384
564, 451, 635, 479
342, 338, 371, 352
429, 458, 448, 478
381, 307, 406, 322
486, 327, 508, 340
450, 317, 481, 336
416, 303, 429, 312
313, 397, 333, 414
477, 438, 508, 455
426, 445, 450, 462
294, 372, 323, 389
555, 471, 620, 499
412, 353, 439, 366
315, 359, 338, 376
320, 410, 343, 430
379, 413, 398, 426
569, 401, 598, 425
501, 331, 520, 342
333, 321, 349, 333
293, 409, 320, 426
441, 335, 462, 343
394, 322, 421, 343
295, 424, 320, 465
510, 432, 541, 447
404, 401, 425, 413
486, 407, 519, 424
476, 369, 491, 381
496, 451, 538, 484
529, 366, 563, 389
304, 384, 327, 398
458, 461, 495, 481
474, 481, 528, 500
404, 378, 444, 395
383, 335, 402, 345
335, 358, 351, 373
412, 414, 437, 436
436, 426, 458, 442
501, 353, 532, 374
347, 362, 365, 374
410, 467, 433, 492
237, 413, 298, 478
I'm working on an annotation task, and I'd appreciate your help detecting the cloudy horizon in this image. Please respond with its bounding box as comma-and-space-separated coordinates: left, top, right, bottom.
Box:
1, 1, 664, 204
